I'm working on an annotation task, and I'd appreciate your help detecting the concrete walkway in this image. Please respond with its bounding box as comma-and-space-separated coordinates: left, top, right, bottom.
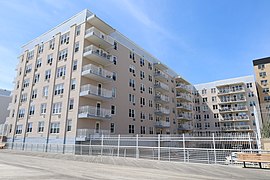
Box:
0, 150, 269, 180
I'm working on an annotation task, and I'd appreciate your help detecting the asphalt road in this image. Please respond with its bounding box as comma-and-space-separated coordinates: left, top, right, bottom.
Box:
0, 150, 269, 180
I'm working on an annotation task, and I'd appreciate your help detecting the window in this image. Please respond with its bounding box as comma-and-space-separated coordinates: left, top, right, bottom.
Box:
140, 71, 145, 79
40, 103, 47, 114
67, 120, 72, 131
149, 127, 154, 134
54, 83, 64, 95
202, 97, 208, 102
50, 122, 60, 133
38, 44, 44, 54
148, 87, 153, 94
129, 79, 135, 88
112, 87, 116, 98
215, 122, 220, 127
58, 49, 68, 61
15, 125, 23, 134
112, 72, 117, 81
74, 42, 79, 52
34, 74, 40, 83
212, 96, 216, 102
36, 58, 42, 68
204, 122, 210, 128
49, 39, 55, 50
57, 66, 66, 78
149, 114, 153, 120
129, 51, 135, 60
69, 99, 74, 110
213, 105, 218, 110
140, 112, 146, 119
52, 102, 62, 114
73, 60, 78, 71
27, 122, 33, 133
250, 101, 256, 106
258, 64, 265, 69
71, 79, 76, 90
110, 123, 115, 133
202, 89, 207, 95
248, 92, 254, 97
18, 109, 25, 118
149, 100, 153, 107
140, 126, 146, 134
148, 63, 152, 70
261, 80, 267, 86
45, 70, 51, 80
148, 75, 153, 82
129, 125, 135, 133
140, 97, 145, 106
140, 84, 145, 92
211, 88, 216, 93
246, 83, 252, 88
129, 65, 135, 74
111, 105, 115, 115
43, 86, 49, 97
27, 50, 34, 60
21, 93, 27, 103
25, 64, 32, 74
129, 109, 135, 118
263, 88, 269, 93
60, 32, 69, 45
38, 121, 44, 132
264, 96, 270, 102
31, 89, 38, 99
214, 114, 219, 118
129, 94, 135, 103
75, 25, 81, 36
113, 56, 117, 65
259, 72, 266, 77
140, 58, 145, 66
47, 54, 53, 64
29, 105, 35, 115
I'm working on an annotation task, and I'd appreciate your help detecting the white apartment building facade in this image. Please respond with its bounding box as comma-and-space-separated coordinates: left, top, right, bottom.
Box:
193, 76, 262, 136
5, 9, 193, 145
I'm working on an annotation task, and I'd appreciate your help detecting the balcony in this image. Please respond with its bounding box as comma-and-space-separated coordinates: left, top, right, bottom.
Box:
82, 64, 113, 83
221, 125, 252, 132
83, 45, 114, 66
155, 121, 170, 128
217, 87, 245, 95
220, 115, 249, 122
85, 27, 114, 49
219, 106, 248, 113
175, 83, 192, 93
178, 125, 192, 132
219, 97, 246, 104
154, 82, 169, 92
154, 71, 169, 82
155, 94, 170, 104
176, 93, 192, 102
80, 84, 112, 101
155, 107, 170, 115
78, 106, 111, 120
176, 103, 192, 111
177, 113, 193, 121
76, 128, 110, 141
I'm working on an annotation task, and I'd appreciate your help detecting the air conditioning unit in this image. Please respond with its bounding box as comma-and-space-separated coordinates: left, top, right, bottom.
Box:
58, 114, 61, 118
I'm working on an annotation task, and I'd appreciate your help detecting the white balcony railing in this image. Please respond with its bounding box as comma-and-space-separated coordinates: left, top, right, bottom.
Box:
220, 115, 249, 121
222, 125, 251, 131
218, 87, 244, 95
177, 113, 192, 120
219, 97, 246, 103
176, 93, 192, 101
79, 106, 111, 119
155, 107, 170, 114
85, 27, 114, 45
82, 64, 113, 80
83, 45, 114, 63
176, 83, 192, 92
80, 84, 112, 99
219, 106, 248, 112
155, 94, 170, 103
176, 103, 192, 111
76, 129, 110, 140
155, 121, 170, 128
154, 82, 169, 91
154, 71, 169, 79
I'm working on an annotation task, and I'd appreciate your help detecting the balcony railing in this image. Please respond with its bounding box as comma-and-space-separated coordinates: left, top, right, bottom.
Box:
154, 82, 169, 91
155, 121, 170, 128
155, 107, 170, 115
82, 64, 113, 82
176, 93, 192, 101
177, 113, 193, 121
155, 94, 170, 103
76, 129, 110, 141
175, 83, 192, 92
85, 27, 114, 46
220, 115, 249, 121
219, 97, 246, 103
80, 84, 112, 99
83, 45, 114, 65
78, 106, 111, 119
222, 125, 251, 131
178, 125, 192, 131
219, 106, 248, 112
154, 71, 169, 81
176, 103, 192, 111
218, 87, 244, 95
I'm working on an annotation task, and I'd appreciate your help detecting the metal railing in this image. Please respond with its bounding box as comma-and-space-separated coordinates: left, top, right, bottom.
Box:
220, 116, 249, 121
82, 64, 113, 80
155, 107, 170, 114
154, 82, 169, 91
177, 113, 193, 120
222, 125, 251, 131
85, 27, 114, 45
78, 106, 111, 119
175, 83, 192, 92
155, 94, 170, 103
155, 121, 170, 128
218, 87, 244, 95
176, 103, 192, 111
219, 97, 246, 103
80, 84, 112, 98
154, 71, 169, 79
219, 106, 248, 112
4, 134, 266, 166
83, 45, 114, 62
176, 93, 192, 101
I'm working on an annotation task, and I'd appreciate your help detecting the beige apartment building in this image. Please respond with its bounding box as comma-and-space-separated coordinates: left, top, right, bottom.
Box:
193, 76, 262, 136
5, 9, 193, 144
0, 89, 11, 124
253, 57, 270, 127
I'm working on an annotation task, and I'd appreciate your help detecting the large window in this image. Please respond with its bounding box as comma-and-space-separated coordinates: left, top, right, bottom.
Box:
15, 125, 23, 134
129, 125, 134, 134
54, 83, 64, 95
27, 122, 33, 133
38, 121, 44, 132
50, 122, 60, 133
56, 66, 66, 78
52, 102, 62, 114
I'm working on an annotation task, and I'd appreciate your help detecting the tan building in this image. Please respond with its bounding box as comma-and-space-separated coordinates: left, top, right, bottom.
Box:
253, 57, 270, 127
0, 89, 11, 124
5, 9, 193, 144
193, 76, 262, 136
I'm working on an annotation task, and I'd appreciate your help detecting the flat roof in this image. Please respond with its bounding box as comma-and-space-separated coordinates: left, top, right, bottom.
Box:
253, 57, 270, 66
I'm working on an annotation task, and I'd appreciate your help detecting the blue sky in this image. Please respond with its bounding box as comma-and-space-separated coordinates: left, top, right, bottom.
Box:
1, 0, 270, 90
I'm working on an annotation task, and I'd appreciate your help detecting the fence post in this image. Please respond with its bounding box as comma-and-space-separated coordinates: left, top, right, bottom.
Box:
136, 134, 139, 159
101, 134, 104, 156
212, 133, 217, 164
158, 134, 160, 161
117, 134, 120, 157
248, 132, 252, 150
183, 134, 186, 163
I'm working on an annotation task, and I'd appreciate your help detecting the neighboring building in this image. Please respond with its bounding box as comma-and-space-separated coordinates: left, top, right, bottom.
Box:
0, 89, 11, 124
5, 9, 192, 144
193, 76, 262, 136
253, 57, 270, 126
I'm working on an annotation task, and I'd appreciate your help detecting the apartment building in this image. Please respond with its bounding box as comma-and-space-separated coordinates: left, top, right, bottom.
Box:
193, 76, 262, 136
253, 57, 270, 126
0, 89, 11, 124
5, 9, 193, 144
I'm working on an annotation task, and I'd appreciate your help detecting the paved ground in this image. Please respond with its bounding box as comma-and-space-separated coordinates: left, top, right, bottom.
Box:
0, 150, 269, 180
